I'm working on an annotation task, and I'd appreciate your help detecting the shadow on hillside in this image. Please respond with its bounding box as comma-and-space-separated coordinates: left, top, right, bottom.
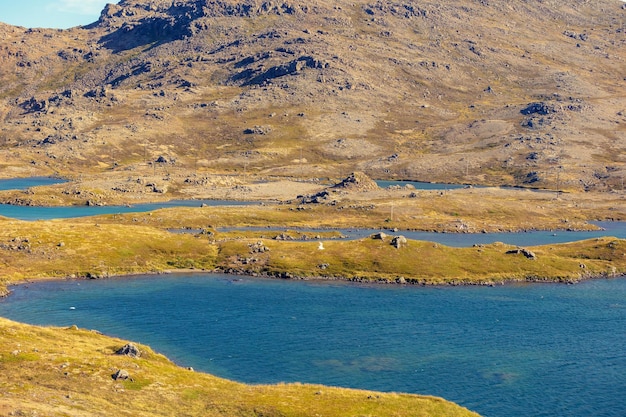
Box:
99, 17, 190, 53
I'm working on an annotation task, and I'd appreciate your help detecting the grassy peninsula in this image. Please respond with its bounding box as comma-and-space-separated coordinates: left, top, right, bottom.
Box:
1, 212, 624, 294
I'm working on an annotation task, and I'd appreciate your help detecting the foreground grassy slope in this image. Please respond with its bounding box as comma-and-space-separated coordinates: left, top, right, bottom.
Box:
0, 317, 480, 417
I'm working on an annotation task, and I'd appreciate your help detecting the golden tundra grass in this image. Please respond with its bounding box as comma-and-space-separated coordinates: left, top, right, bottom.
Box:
1, 217, 624, 293
0, 317, 481, 417
44, 186, 623, 233
217, 237, 626, 284
0, 219, 216, 286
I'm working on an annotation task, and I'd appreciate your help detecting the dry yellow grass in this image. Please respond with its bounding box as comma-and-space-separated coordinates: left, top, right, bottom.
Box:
1, 216, 624, 294
0, 219, 216, 287
215, 236, 626, 285
36, 184, 621, 234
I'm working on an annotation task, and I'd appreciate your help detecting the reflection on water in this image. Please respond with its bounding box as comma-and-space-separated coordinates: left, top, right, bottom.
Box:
1, 274, 625, 417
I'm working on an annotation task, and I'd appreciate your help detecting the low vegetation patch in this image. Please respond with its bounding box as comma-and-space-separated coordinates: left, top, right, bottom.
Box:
1, 217, 624, 293
215, 237, 626, 285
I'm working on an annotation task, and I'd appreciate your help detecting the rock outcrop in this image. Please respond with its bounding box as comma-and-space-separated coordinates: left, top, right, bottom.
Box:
331, 172, 378, 192
390, 235, 407, 249
505, 247, 537, 260
112, 369, 131, 381
116, 343, 141, 358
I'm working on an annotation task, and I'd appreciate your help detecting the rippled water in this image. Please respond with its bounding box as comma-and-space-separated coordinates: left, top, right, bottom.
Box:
2, 274, 625, 417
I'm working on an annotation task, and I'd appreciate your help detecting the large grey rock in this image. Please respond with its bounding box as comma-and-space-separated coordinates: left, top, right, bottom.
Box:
116, 343, 141, 358
505, 247, 536, 260
372, 232, 387, 241
112, 369, 131, 381
391, 235, 407, 249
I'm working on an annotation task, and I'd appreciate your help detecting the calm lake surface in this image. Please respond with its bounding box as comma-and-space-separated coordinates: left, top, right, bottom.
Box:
2, 274, 626, 417
0, 199, 255, 220
0, 176, 66, 190
218, 221, 626, 247
377, 180, 467, 190
376, 180, 550, 193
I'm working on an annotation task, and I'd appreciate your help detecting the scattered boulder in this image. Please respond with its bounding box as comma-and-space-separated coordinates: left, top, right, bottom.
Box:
505, 248, 536, 259
249, 240, 270, 253
372, 232, 387, 241
520, 102, 554, 116
116, 343, 141, 358
243, 125, 271, 135
391, 235, 407, 249
273, 233, 294, 241
152, 184, 167, 193
298, 190, 329, 204
112, 369, 131, 381
21, 96, 48, 113
563, 30, 588, 41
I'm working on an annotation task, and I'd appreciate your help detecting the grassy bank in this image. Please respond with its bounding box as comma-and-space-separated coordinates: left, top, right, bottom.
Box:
1, 217, 624, 294
215, 236, 626, 285
0, 219, 216, 292
0, 317, 480, 417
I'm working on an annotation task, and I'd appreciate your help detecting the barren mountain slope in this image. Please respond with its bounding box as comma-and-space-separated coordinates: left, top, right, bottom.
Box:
0, 0, 624, 191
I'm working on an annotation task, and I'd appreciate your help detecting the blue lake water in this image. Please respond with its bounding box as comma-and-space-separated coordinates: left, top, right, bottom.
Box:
219, 221, 626, 247
0, 176, 66, 190
0, 200, 255, 220
376, 180, 552, 193
377, 180, 467, 190
1, 274, 626, 417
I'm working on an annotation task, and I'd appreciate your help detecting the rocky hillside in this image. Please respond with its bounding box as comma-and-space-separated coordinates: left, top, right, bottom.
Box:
0, 0, 624, 191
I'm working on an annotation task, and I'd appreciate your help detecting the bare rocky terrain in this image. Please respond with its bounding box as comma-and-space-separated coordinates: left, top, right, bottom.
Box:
0, 0, 624, 200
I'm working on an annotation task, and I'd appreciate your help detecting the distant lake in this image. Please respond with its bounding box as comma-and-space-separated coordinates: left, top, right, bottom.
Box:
1, 274, 625, 417
376, 180, 467, 190
0, 200, 256, 221
376, 180, 551, 193
218, 221, 626, 247
0, 176, 66, 190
